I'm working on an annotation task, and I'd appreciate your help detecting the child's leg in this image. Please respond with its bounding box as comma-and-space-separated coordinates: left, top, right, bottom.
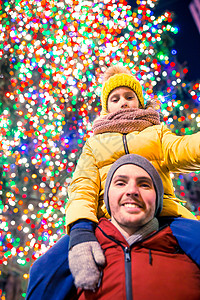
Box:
26, 235, 76, 300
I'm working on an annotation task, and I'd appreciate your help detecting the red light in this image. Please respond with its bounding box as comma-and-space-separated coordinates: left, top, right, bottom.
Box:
183, 68, 188, 74
5, 92, 11, 98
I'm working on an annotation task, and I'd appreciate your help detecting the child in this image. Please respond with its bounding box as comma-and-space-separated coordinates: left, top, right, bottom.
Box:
66, 65, 200, 290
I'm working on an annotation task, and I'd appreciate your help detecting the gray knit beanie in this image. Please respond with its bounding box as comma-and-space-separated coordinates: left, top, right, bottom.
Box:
104, 154, 163, 217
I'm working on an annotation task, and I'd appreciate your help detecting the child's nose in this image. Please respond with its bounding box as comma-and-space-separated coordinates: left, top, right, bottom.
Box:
120, 98, 129, 108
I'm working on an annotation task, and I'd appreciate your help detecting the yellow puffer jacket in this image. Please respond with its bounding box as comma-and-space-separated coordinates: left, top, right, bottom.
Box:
66, 123, 199, 233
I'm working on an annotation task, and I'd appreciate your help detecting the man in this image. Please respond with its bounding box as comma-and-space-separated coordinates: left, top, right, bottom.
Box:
26, 154, 200, 300
75, 154, 200, 300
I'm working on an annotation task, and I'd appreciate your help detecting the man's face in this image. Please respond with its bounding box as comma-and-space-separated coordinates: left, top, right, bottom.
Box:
108, 164, 156, 237
107, 87, 139, 113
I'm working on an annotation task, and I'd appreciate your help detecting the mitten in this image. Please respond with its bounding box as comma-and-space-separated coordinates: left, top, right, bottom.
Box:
68, 220, 105, 290
69, 240, 105, 290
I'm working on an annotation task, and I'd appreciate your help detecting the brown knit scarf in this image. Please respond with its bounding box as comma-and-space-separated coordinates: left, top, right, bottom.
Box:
92, 108, 160, 135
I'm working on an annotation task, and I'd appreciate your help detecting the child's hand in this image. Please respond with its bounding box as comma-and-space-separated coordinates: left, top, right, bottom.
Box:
69, 241, 105, 290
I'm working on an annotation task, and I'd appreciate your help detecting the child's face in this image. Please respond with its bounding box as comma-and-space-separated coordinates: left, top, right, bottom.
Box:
107, 87, 140, 113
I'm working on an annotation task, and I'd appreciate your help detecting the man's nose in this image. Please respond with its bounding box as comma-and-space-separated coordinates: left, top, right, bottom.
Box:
126, 183, 139, 197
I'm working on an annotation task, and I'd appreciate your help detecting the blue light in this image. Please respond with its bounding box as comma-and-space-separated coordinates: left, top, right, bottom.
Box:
20, 144, 27, 151
65, 138, 69, 144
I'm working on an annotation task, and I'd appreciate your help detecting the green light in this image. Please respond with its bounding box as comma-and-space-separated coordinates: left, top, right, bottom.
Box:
5, 251, 11, 258
20, 259, 26, 265
88, 75, 93, 81
44, 30, 51, 36
127, 10, 132, 16
46, 132, 51, 137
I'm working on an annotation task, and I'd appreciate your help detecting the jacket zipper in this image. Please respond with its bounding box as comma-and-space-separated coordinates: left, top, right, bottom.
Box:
122, 134, 129, 154
124, 247, 133, 300
97, 226, 133, 299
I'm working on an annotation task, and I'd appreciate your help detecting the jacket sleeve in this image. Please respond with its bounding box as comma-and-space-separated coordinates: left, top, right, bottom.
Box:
162, 125, 200, 172
65, 139, 101, 234
170, 217, 200, 267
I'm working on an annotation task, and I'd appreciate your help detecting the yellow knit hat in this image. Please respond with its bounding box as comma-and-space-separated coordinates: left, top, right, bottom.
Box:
100, 73, 144, 115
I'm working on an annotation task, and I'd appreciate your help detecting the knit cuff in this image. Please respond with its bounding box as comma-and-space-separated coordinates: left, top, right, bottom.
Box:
70, 219, 95, 232
69, 228, 97, 249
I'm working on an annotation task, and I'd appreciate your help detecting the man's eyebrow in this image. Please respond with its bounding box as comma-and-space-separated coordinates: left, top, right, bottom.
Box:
113, 175, 153, 183
113, 175, 128, 180
136, 177, 153, 183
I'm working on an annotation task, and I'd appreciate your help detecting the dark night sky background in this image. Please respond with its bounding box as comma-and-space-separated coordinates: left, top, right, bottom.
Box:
127, 0, 200, 81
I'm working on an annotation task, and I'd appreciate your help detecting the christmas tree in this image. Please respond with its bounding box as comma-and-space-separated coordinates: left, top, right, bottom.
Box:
0, 0, 199, 298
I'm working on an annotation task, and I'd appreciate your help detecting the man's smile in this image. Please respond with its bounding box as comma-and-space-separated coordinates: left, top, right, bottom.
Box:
121, 199, 144, 209
123, 203, 141, 208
